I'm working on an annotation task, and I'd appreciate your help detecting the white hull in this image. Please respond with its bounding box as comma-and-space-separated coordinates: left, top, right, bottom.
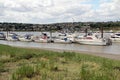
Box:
75, 39, 107, 46
34, 39, 48, 43
33, 38, 48, 43
67, 33, 78, 43
18, 37, 32, 42
0, 37, 5, 40
6, 37, 18, 41
110, 38, 120, 42
75, 33, 111, 46
54, 39, 71, 44
110, 33, 120, 42
6, 33, 18, 41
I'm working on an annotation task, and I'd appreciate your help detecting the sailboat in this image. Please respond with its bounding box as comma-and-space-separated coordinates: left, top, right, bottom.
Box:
18, 34, 33, 42
6, 33, 18, 41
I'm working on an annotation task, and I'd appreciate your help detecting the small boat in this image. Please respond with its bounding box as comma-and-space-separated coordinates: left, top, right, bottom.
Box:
67, 33, 78, 43
33, 33, 48, 43
0, 32, 5, 40
18, 34, 33, 42
53, 37, 72, 44
52, 33, 72, 44
110, 33, 120, 42
6, 33, 18, 41
33, 36, 48, 43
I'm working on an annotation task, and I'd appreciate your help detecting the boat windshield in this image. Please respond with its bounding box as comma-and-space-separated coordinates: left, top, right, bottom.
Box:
86, 37, 93, 39
116, 34, 120, 36
0, 33, 4, 36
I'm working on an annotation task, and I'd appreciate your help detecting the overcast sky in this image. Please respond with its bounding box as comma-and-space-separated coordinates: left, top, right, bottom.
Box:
0, 0, 120, 24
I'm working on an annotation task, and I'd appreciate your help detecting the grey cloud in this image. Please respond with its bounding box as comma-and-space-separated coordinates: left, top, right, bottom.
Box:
65, 6, 90, 16
0, 4, 5, 16
0, 0, 120, 24
2, 0, 51, 13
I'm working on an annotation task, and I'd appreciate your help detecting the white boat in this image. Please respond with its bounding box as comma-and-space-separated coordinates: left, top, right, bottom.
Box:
54, 37, 72, 44
6, 33, 18, 41
52, 33, 72, 44
0, 32, 5, 40
33, 33, 48, 43
110, 33, 120, 42
18, 34, 33, 42
67, 33, 78, 43
75, 33, 112, 46
33, 36, 48, 43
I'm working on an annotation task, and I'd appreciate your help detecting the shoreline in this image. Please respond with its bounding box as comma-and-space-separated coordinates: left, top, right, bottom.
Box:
41, 48, 120, 60
14, 46, 120, 60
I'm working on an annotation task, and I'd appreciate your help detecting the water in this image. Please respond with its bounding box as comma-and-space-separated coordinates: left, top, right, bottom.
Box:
0, 40, 120, 55
0, 31, 120, 55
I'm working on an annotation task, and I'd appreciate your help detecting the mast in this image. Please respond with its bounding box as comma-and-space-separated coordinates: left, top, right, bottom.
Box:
85, 28, 88, 36
49, 25, 52, 42
6, 25, 9, 37
101, 26, 103, 38
72, 18, 74, 33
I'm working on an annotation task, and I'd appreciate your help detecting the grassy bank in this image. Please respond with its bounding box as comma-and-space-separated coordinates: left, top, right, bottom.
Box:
0, 44, 120, 80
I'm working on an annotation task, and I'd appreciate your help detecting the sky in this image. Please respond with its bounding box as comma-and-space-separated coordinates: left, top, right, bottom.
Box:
0, 0, 120, 24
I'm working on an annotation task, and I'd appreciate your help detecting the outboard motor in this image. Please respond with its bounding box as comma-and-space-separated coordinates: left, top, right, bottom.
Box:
106, 38, 112, 45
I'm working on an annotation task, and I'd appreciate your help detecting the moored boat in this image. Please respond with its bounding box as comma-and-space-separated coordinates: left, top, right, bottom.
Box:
67, 33, 78, 43
6, 33, 18, 41
33, 33, 48, 43
0, 32, 5, 40
110, 33, 120, 42
75, 26, 112, 46
18, 34, 33, 42
75, 33, 111, 46
53, 37, 72, 44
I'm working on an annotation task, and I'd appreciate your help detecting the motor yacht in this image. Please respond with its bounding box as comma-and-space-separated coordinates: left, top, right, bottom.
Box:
110, 33, 120, 42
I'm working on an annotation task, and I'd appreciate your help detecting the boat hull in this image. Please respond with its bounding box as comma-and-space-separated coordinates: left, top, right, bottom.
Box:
53, 39, 71, 44
76, 41, 106, 46
75, 39, 108, 46
34, 39, 48, 43
18, 38, 32, 42
0, 37, 5, 40
6, 37, 18, 41
110, 38, 120, 42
